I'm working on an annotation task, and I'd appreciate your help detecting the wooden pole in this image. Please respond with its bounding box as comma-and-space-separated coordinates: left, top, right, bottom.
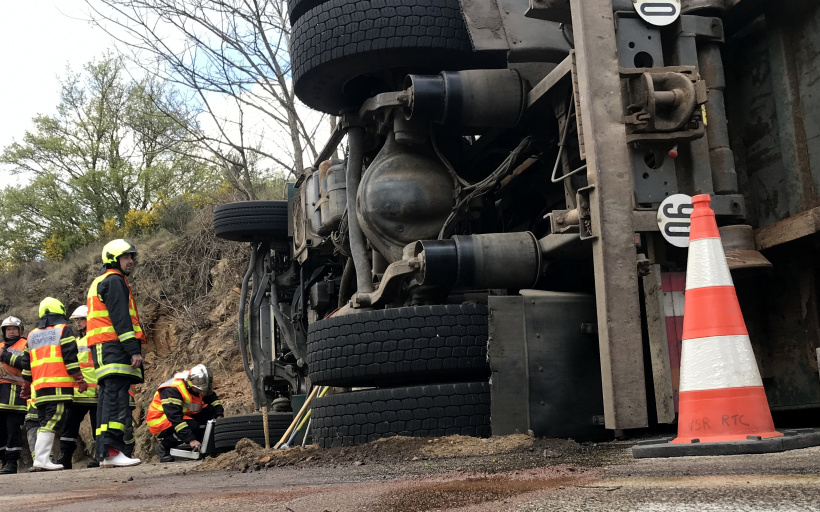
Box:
261, 406, 270, 449
275, 386, 320, 449
282, 387, 330, 448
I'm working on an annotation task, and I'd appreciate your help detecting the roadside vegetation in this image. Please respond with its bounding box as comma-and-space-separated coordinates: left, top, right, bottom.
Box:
1, 0, 329, 270
0, 0, 326, 460
0, 53, 294, 270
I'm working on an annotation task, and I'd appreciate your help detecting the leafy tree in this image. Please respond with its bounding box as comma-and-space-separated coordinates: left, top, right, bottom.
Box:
0, 54, 216, 264
0, 187, 44, 266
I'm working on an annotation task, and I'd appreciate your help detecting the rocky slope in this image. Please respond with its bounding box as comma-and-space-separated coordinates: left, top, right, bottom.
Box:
0, 206, 255, 461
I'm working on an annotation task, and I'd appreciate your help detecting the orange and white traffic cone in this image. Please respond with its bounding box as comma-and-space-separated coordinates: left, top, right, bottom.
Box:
671, 194, 781, 444
634, 194, 820, 458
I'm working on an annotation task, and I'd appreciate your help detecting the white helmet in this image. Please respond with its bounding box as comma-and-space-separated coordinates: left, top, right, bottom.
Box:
1, 316, 24, 337
70, 305, 88, 320
186, 364, 213, 396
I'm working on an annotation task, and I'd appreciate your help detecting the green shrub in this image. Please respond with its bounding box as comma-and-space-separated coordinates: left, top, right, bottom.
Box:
156, 197, 196, 234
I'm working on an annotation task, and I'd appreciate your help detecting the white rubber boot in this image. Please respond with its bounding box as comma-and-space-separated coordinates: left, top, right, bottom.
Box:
29, 432, 64, 472
101, 449, 141, 468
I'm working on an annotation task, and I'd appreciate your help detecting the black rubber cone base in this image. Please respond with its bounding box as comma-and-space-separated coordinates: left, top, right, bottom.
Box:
632, 428, 820, 458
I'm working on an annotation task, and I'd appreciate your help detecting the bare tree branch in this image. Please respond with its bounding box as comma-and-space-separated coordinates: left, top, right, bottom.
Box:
86, 0, 327, 196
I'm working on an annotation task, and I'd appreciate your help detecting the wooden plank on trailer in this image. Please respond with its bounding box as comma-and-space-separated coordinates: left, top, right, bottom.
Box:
643, 266, 676, 424
526, 55, 572, 109
755, 206, 820, 250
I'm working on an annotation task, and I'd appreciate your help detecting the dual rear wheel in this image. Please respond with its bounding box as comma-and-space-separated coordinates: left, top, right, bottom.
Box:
307, 304, 492, 448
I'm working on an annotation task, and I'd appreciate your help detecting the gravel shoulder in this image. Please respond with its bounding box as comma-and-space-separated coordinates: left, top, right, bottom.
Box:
3, 435, 820, 512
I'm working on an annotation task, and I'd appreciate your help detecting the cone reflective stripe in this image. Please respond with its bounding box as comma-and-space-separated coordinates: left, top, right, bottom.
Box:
672, 194, 781, 444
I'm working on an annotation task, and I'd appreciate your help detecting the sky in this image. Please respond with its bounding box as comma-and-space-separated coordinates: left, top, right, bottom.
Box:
0, 2, 116, 187
0, 2, 332, 192
0, 0, 330, 194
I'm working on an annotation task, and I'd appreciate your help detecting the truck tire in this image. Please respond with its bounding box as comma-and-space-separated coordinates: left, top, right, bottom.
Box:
307, 304, 490, 387
291, 0, 505, 114
213, 412, 293, 451
287, 0, 326, 25
213, 201, 288, 242
312, 382, 491, 448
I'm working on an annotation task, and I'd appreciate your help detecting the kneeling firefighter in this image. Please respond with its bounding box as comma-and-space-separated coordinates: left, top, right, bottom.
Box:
147, 364, 223, 462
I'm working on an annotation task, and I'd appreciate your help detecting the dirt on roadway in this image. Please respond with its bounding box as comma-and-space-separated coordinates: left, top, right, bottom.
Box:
2, 434, 820, 512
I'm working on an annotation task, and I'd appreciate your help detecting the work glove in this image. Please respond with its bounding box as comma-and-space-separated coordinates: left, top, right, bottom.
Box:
72, 373, 88, 393
19, 382, 31, 400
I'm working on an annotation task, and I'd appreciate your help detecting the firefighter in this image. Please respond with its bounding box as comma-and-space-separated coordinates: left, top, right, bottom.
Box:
56, 305, 99, 469
22, 298, 87, 471
86, 239, 144, 468
147, 364, 223, 462
0, 316, 28, 474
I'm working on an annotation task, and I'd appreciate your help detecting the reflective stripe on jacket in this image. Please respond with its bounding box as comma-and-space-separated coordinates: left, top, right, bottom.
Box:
0, 336, 28, 411
27, 325, 76, 392
145, 375, 204, 435
73, 335, 97, 403
86, 269, 146, 347
91, 342, 143, 381
0, 337, 27, 386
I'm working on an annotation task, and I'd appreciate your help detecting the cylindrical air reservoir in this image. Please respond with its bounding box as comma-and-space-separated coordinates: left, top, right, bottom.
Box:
405, 69, 525, 128
416, 232, 541, 290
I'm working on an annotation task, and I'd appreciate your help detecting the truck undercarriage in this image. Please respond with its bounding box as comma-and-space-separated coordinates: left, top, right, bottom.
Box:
215, 0, 820, 448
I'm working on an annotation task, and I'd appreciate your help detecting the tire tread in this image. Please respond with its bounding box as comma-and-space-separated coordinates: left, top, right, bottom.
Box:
307, 304, 489, 387
312, 382, 491, 448
213, 200, 288, 242
291, 0, 504, 114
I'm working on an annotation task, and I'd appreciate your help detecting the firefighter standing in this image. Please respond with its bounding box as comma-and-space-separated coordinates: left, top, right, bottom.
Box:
0, 316, 28, 474
147, 364, 223, 462
22, 298, 87, 471
86, 239, 144, 468
56, 305, 99, 469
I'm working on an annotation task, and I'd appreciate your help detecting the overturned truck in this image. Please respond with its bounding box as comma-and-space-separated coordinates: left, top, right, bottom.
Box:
214, 0, 820, 449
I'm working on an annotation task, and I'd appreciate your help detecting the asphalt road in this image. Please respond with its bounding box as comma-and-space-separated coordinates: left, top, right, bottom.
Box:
2, 443, 819, 511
